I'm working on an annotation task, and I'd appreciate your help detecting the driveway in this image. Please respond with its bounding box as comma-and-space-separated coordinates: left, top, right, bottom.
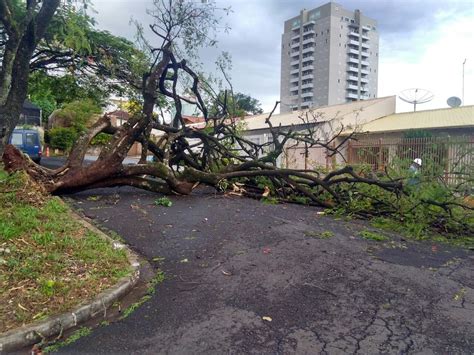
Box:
57, 187, 473, 354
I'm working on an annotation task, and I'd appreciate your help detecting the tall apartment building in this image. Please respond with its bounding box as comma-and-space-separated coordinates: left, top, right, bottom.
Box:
280, 2, 379, 113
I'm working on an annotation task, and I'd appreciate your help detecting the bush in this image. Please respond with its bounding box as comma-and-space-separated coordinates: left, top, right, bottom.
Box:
49, 127, 78, 152
90, 132, 112, 146
53, 99, 102, 132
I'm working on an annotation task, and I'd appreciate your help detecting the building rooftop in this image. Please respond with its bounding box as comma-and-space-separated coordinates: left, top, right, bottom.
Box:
108, 110, 130, 120
358, 105, 474, 133
23, 100, 40, 111
241, 96, 396, 131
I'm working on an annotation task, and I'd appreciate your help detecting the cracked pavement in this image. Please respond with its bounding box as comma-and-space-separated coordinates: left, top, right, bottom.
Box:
57, 187, 473, 354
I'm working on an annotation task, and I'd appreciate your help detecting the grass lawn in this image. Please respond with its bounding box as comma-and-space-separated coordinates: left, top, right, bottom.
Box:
0, 167, 131, 333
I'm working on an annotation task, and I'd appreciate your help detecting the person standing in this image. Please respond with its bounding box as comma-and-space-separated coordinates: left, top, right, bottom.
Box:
407, 158, 422, 186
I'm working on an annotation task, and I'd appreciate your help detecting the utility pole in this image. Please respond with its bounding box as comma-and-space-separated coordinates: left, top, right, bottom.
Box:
462, 58, 467, 105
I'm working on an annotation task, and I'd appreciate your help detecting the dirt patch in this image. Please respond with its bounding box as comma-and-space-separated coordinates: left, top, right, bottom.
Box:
58, 186, 473, 354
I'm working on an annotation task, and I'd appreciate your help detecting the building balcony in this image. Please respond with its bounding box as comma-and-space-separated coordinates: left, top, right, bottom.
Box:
362, 25, 371, 31
347, 57, 359, 65
346, 84, 359, 90
361, 34, 369, 41
301, 73, 314, 80
301, 55, 314, 63
361, 42, 370, 49
346, 92, 359, 99
290, 50, 300, 57
361, 60, 369, 66
302, 47, 315, 54
360, 86, 369, 92
291, 42, 300, 49
347, 48, 360, 56
303, 20, 315, 26
302, 64, 314, 70
290, 76, 300, 83
302, 28, 315, 35
361, 50, 369, 58
347, 66, 359, 73
291, 33, 300, 41
290, 59, 300, 66
302, 37, 315, 45
349, 39, 360, 46
360, 77, 369, 84
348, 31, 359, 38
347, 75, 359, 81
301, 91, 313, 98
361, 68, 369, 75
290, 68, 300, 75
301, 82, 313, 89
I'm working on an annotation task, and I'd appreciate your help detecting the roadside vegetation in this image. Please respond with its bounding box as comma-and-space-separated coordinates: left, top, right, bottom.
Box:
319, 161, 474, 247
0, 166, 131, 333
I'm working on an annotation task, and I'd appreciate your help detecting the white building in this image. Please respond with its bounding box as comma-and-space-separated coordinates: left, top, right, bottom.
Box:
280, 2, 379, 113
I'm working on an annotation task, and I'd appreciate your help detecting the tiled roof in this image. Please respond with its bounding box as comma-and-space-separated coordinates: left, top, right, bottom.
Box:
108, 110, 130, 119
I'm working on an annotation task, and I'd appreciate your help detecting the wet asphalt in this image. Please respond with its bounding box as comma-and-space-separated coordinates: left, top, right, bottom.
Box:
45, 185, 474, 354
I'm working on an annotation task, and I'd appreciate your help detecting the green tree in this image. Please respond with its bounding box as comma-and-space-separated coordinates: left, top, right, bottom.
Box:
0, 0, 147, 156
51, 99, 101, 132
209, 91, 264, 118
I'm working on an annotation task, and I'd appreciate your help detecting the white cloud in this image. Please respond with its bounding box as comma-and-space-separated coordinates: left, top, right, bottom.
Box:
90, 1, 474, 114
379, 14, 474, 112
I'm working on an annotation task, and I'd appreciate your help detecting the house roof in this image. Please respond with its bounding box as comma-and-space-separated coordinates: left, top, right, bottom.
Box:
23, 100, 40, 111
357, 105, 474, 133
182, 115, 205, 124
108, 110, 130, 119
240, 96, 396, 131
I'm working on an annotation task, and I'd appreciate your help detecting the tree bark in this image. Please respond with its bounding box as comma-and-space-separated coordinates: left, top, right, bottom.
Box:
0, 0, 60, 156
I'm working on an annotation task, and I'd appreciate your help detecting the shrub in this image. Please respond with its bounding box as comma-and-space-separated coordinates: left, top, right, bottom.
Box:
49, 127, 78, 152
90, 132, 112, 146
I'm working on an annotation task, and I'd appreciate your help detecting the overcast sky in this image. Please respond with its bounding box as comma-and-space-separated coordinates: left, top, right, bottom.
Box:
91, 0, 474, 113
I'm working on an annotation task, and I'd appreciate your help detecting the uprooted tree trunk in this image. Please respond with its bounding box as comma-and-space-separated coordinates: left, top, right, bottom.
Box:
3, 42, 473, 239
1, 40, 405, 208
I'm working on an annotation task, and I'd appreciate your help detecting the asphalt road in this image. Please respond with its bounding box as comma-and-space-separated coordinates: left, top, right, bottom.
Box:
53, 186, 473, 354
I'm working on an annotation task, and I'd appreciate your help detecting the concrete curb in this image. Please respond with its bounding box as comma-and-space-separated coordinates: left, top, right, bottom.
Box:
0, 212, 141, 353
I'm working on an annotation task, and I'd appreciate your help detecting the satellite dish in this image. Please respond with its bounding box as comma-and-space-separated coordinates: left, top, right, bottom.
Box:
447, 96, 462, 108
398, 88, 434, 112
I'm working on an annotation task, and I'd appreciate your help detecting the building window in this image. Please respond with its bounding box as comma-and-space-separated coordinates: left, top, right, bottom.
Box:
309, 10, 321, 20
338, 79, 340, 83
325, 39, 327, 44
327, 29, 330, 33
339, 34, 341, 37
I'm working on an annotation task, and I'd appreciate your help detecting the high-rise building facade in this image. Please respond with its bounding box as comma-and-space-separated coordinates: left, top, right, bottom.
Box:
280, 2, 379, 113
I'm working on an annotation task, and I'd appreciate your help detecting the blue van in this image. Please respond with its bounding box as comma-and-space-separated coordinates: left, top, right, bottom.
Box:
9, 129, 42, 163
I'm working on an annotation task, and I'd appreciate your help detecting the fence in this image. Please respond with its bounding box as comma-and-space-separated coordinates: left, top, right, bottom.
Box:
347, 136, 474, 185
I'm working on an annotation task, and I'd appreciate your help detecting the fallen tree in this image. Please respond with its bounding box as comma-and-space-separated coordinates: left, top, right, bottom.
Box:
2, 0, 472, 239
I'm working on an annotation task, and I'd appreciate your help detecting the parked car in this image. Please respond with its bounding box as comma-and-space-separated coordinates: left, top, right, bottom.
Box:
9, 129, 42, 163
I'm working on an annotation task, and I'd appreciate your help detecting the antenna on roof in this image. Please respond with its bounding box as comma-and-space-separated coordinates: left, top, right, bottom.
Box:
398, 88, 433, 112
447, 96, 462, 108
